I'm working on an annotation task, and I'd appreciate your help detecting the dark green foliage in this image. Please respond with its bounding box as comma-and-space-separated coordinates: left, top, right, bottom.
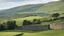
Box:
42, 16, 64, 22
27, 21, 32, 25
22, 19, 42, 25
51, 13, 60, 18
0, 24, 5, 31
22, 20, 32, 25
37, 19, 41, 24
46, 19, 53, 22
59, 17, 64, 19
33, 19, 37, 24
22, 20, 28, 25
53, 18, 59, 21
6, 20, 17, 30
2, 22, 6, 30
0, 20, 17, 30
33, 19, 37, 22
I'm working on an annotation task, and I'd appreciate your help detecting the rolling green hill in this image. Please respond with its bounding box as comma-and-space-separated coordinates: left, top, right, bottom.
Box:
0, 1, 64, 36
37, 1, 64, 13
0, 1, 64, 14
0, 4, 44, 15
0, 1, 64, 20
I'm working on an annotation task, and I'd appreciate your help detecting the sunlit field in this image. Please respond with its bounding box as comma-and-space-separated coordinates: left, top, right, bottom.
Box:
0, 30, 64, 36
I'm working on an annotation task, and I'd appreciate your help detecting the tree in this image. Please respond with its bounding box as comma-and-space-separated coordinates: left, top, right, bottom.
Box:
11, 21, 17, 29
37, 19, 41, 24
22, 20, 32, 25
51, 13, 60, 18
22, 20, 28, 25
33, 19, 37, 24
2, 22, 7, 30
0, 24, 5, 31
6, 20, 17, 30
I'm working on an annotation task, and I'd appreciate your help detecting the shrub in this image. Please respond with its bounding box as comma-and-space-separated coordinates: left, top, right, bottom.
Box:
51, 13, 60, 18
37, 19, 41, 24
0, 24, 5, 31
6, 20, 17, 30
22, 20, 32, 25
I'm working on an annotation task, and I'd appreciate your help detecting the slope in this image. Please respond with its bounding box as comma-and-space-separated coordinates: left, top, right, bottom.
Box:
0, 4, 44, 15
36, 1, 64, 13
0, 1, 64, 14
0, 1, 64, 20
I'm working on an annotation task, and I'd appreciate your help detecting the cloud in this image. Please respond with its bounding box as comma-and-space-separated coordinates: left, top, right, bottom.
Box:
0, 0, 59, 2
0, 0, 59, 10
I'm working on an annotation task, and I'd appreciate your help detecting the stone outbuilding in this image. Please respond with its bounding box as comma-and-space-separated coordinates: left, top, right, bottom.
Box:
50, 24, 64, 29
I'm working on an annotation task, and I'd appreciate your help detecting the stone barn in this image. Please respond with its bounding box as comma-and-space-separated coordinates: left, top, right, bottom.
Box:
17, 25, 50, 31
50, 24, 64, 29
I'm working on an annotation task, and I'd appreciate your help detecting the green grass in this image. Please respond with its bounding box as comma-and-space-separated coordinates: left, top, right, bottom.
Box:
0, 14, 64, 26
0, 1, 64, 36
0, 30, 64, 36
1, 1, 64, 14
0, 1, 64, 22
0, 32, 21, 36
13, 14, 64, 26
37, 1, 64, 13
13, 16, 43, 26
0, 1, 64, 20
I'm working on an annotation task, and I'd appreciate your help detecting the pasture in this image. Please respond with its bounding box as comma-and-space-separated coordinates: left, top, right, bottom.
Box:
0, 30, 64, 36
13, 16, 43, 26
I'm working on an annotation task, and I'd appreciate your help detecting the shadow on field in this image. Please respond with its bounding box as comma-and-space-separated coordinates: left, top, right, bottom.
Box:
14, 33, 24, 36
20, 30, 51, 33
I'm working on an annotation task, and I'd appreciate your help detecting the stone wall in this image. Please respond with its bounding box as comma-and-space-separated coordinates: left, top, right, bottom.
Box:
50, 24, 64, 29
18, 25, 50, 31
17, 24, 64, 31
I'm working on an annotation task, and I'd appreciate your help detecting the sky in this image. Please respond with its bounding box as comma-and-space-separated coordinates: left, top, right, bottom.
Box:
0, 0, 59, 10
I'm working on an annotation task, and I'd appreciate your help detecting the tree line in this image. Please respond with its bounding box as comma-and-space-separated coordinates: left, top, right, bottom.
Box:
22, 13, 64, 25
22, 19, 41, 25
0, 20, 17, 31
0, 13, 64, 31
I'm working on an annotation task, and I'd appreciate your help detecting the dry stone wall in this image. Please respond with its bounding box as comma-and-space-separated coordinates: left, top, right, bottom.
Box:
18, 25, 50, 31
17, 24, 64, 31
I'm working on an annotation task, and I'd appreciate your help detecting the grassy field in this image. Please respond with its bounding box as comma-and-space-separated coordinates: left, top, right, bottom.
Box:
0, 30, 64, 36
0, 1, 64, 36
13, 16, 43, 26
13, 14, 64, 26
0, 1, 64, 21
1, 14, 64, 26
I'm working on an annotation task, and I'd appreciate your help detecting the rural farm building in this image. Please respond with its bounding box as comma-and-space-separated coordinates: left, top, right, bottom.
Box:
50, 24, 64, 29
17, 25, 50, 31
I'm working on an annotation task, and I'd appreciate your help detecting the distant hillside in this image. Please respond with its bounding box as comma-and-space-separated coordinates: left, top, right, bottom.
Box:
0, 1, 64, 20
36, 1, 64, 13
0, 1, 64, 14
0, 4, 44, 15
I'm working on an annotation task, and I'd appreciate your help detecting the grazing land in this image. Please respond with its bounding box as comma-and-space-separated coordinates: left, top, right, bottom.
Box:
0, 0, 64, 36
0, 30, 64, 36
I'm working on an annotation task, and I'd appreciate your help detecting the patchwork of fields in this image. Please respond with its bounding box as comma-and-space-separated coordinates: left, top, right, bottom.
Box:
0, 1, 64, 36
